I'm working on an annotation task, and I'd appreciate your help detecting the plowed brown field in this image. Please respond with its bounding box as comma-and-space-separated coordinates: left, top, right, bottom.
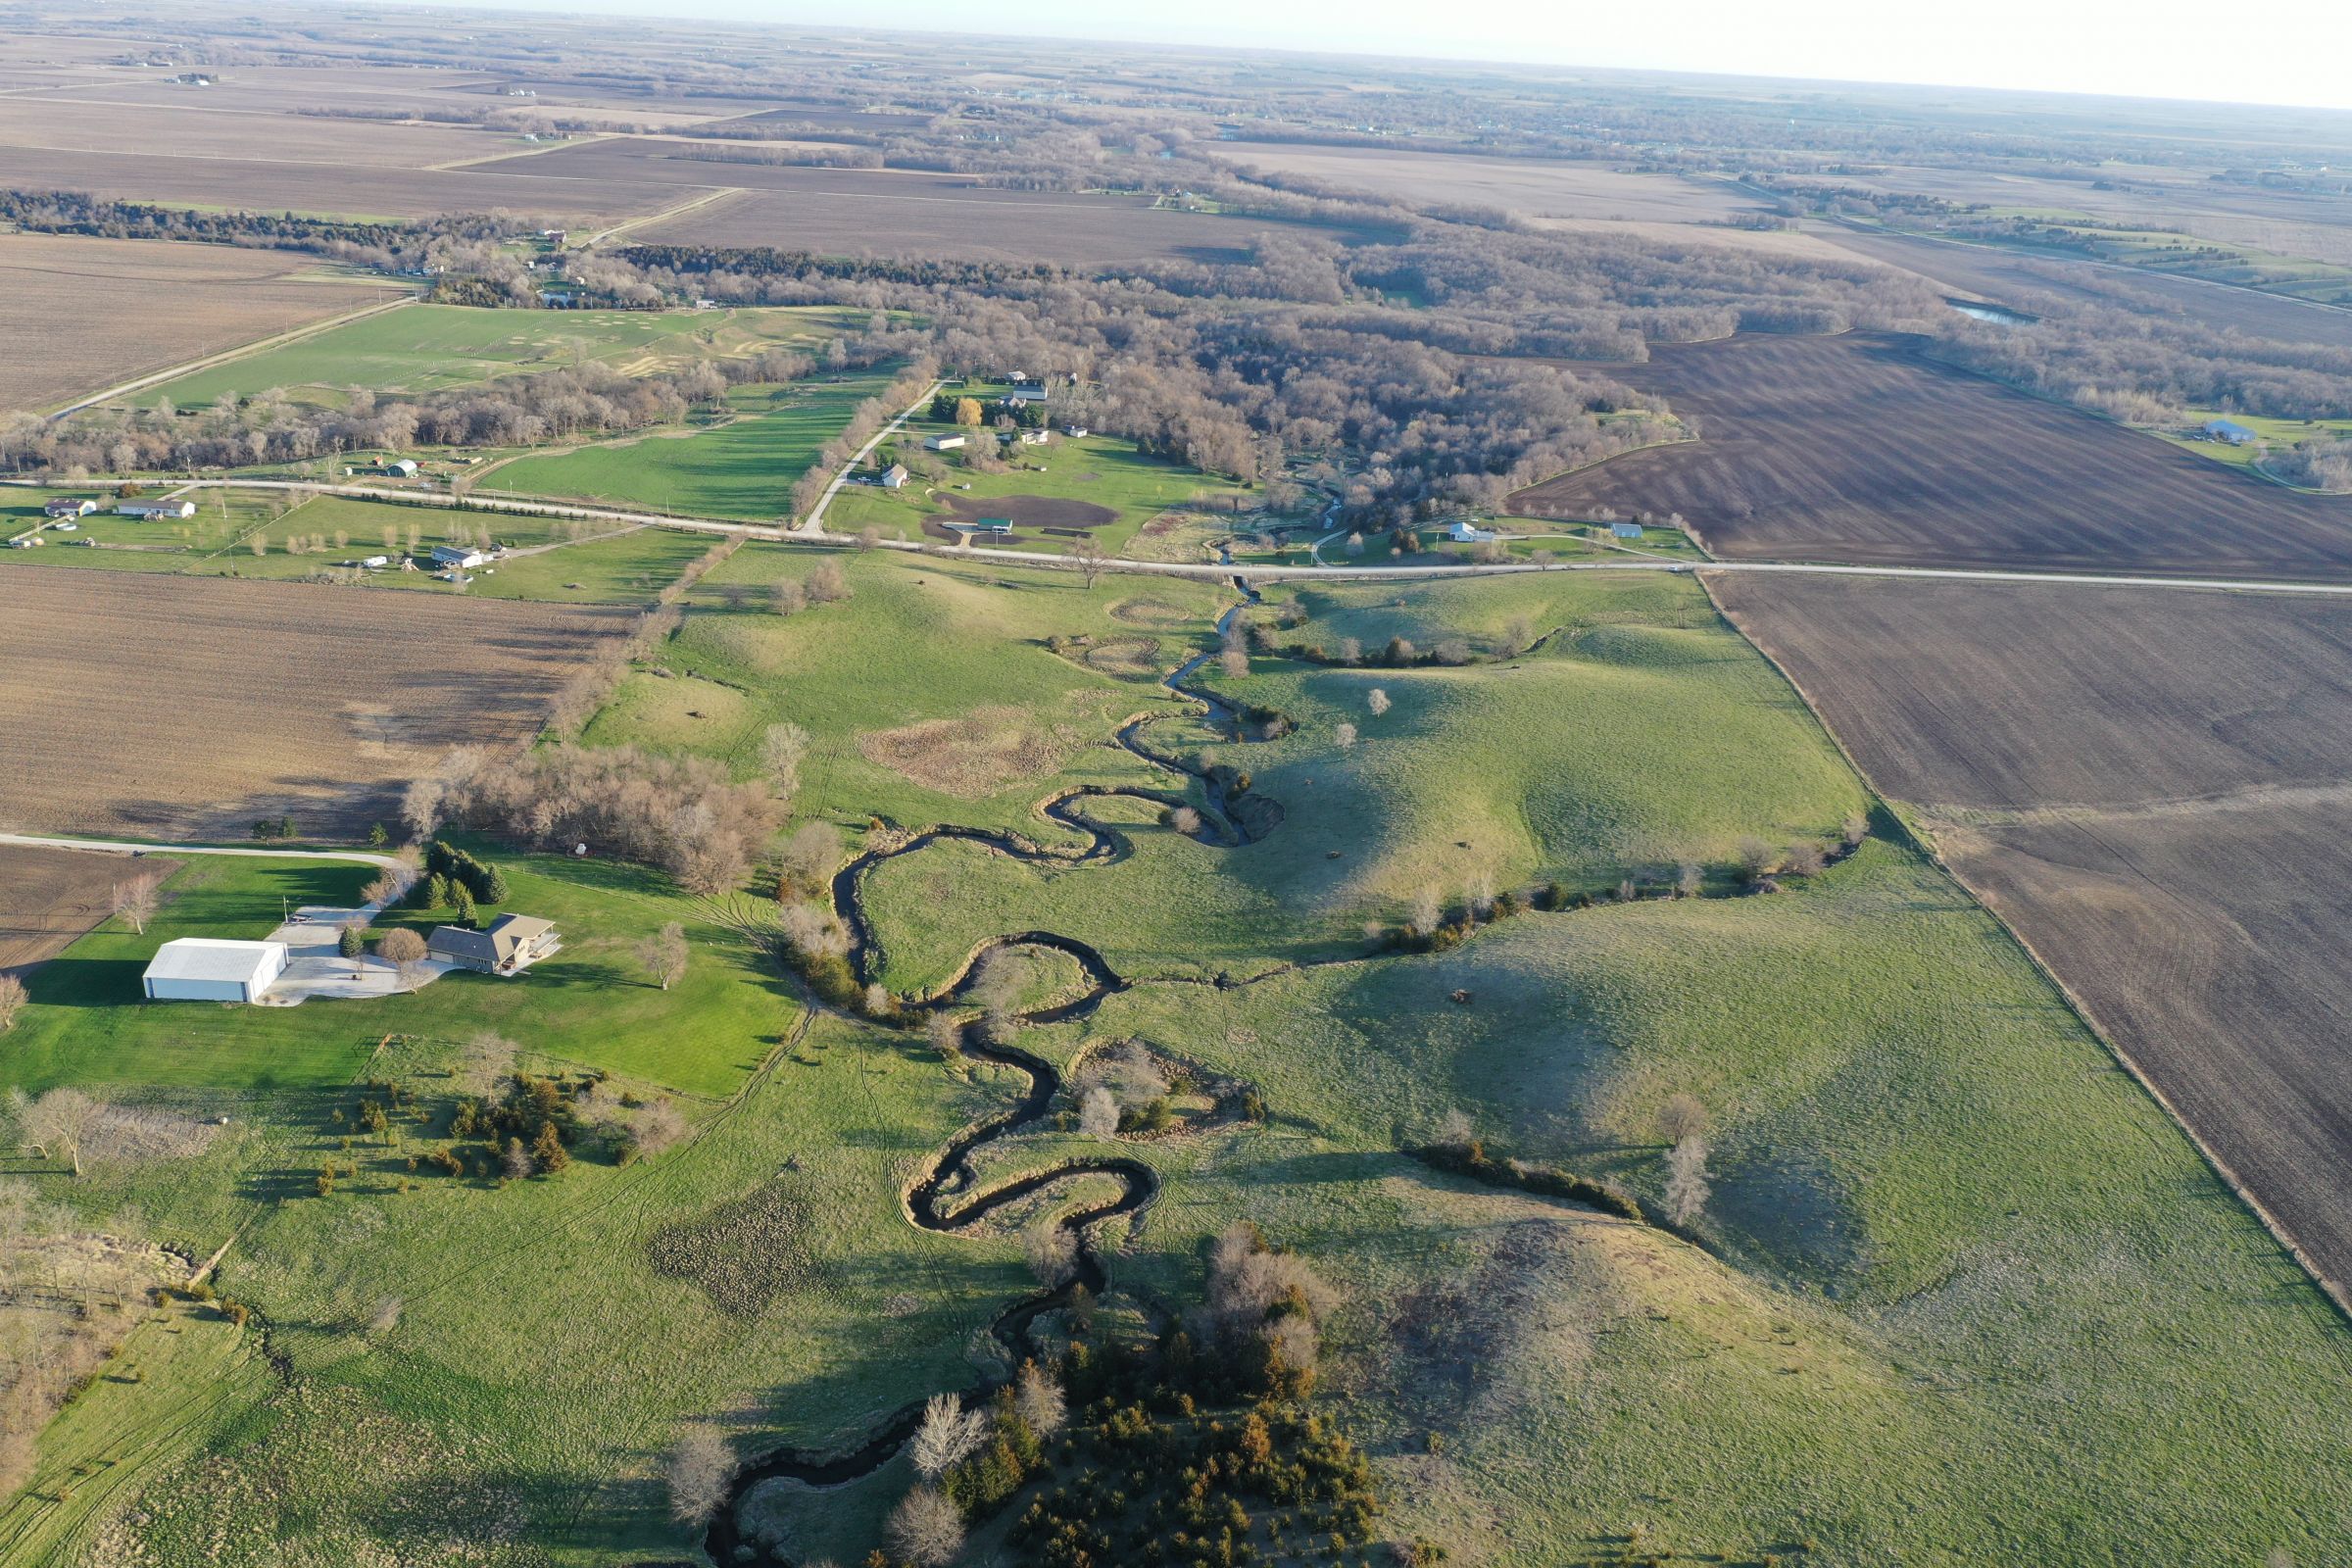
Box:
1511, 331, 2352, 577
1713, 569, 2352, 1300
0, 568, 624, 839
0, 844, 178, 977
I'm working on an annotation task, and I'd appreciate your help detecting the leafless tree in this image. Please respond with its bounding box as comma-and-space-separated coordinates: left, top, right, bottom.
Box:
111, 872, 162, 935
857, 525, 882, 551
503, 1135, 535, 1180
1078, 1086, 1119, 1139
20, 1089, 99, 1176
376, 927, 428, 990
909, 1394, 987, 1480
400, 776, 443, 842
775, 820, 843, 898
1333, 721, 1357, 750
1435, 638, 1472, 665
886, 1485, 965, 1568
1465, 871, 1496, 920
1025, 1219, 1078, 1290
1657, 1093, 1709, 1146
1499, 615, 1536, 657
1070, 534, 1108, 588
1407, 889, 1441, 937
631, 1099, 690, 1156
1676, 861, 1703, 898
1335, 636, 1361, 665
368, 1296, 403, 1336
806, 559, 852, 603
1841, 812, 1869, 848
759, 722, 809, 799
1168, 806, 1202, 837
1783, 842, 1827, 877
460, 1031, 520, 1094
1367, 688, 1392, 717
926, 1010, 965, 1062
770, 577, 807, 616
1218, 647, 1249, 679
666, 1425, 733, 1525
1736, 836, 1778, 883
1665, 1135, 1710, 1225
0, 975, 24, 1035
638, 921, 689, 990
1014, 1360, 1066, 1438
1433, 1106, 1476, 1151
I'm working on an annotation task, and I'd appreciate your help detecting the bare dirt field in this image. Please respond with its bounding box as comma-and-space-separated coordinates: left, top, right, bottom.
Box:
0, 568, 625, 839
0, 97, 518, 168
0, 844, 179, 978
1713, 570, 2352, 1300
1510, 330, 2352, 576
1828, 226, 2352, 349
0, 144, 676, 224
636, 184, 1269, 266
1207, 141, 1764, 222
0, 233, 391, 412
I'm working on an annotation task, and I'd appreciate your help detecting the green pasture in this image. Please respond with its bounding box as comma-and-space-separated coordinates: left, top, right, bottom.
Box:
132, 303, 862, 411
19, 552, 2352, 1567
484, 370, 899, 522
824, 428, 1243, 558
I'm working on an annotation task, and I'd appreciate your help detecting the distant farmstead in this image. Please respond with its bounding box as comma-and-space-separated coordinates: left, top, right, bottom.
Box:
117, 499, 196, 520
44, 498, 96, 518
431, 544, 491, 570
2205, 418, 2259, 446
1611, 520, 1644, 540
142, 938, 287, 1003
427, 913, 560, 975
1447, 519, 1497, 544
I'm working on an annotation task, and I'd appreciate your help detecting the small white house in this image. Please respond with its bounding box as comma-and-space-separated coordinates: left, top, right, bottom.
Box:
118, 500, 197, 520
1447, 519, 1497, 544
924, 434, 967, 452
1017, 429, 1050, 446
2205, 418, 2258, 446
44, 498, 96, 519
879, 463, 910, 489
431, 544, 490, 570
1063, 424, 1089, 438
142, 939, 287, 1003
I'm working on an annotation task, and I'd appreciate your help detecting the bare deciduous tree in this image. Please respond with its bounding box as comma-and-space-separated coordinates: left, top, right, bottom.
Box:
111, 872, 162, 935
1433, 1106, 1476, 1151
1014, 1360, 1066, 1438
1657, 1094, 1709, 1146
1219, 647, 1249, 679
886, 1484, 965, 1568
1367, 688, 1392, 717
1665, 1135, 1710, 1225
1335, 636, 1362, 665
1078, 1086, 1119, 1139
925, 1010, 965, 1062
630, 1099, 690, 1157
1736, 836, 1778, 884
637, 921, 689, 990
1334, 721, 1357, 749
1025, 1219, 1078, 1290
1465, 871, 1496, 920
1168, 806, 1202, 837
1070, 535, 1108, 588
1783, 841, 1827, 877
376, 927, 428, 990
759, 722, 809, 799
806, 559, 852, 604
1676, 861, 1703, 898
368, 1296, 403, 1336
775, 820, 843, 898
20, 1088, 99, 1176
909, 1394, 987, 1481
0, 975, 24, 1035
1841, 812, 1869, 848
1407, 889, 1442, 937
770, 577, 807, 616
666, 1425, 733, 1525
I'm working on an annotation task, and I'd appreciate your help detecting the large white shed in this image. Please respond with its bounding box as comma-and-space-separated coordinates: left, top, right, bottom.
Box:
142, 939, 288, 1003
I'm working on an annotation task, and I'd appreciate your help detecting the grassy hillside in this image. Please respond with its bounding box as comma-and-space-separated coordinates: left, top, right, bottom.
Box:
17, 557, 2352, 1568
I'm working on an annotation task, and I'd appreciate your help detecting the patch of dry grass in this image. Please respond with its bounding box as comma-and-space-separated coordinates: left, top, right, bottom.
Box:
858, 705, 1100, 799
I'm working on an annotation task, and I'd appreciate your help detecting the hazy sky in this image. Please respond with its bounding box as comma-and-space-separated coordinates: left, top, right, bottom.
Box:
466, 0, 2352, 114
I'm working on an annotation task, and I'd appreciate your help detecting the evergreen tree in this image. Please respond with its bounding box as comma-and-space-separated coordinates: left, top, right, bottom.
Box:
450, 882, 476, 928
338, 924, 365, 958
531, 1120, 568, 1174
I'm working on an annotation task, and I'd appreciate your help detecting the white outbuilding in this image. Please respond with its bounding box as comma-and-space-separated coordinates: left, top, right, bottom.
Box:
141, 939, 288, 1003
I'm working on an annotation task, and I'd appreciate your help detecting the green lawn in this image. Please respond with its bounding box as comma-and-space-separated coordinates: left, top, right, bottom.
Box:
134, 303, 863, 410
825, 426, 1243, 558
485, 370, 900, 522
2, 851, 787, 1100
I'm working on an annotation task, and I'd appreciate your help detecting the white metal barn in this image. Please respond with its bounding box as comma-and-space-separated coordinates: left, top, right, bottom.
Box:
141, 939, 288, 1003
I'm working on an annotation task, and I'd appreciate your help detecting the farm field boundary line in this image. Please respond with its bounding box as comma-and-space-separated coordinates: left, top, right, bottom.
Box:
800, 376, 945, 532
43, 292, 419, 417
0, 832, 409, 870
1699, 575, 2352, 1322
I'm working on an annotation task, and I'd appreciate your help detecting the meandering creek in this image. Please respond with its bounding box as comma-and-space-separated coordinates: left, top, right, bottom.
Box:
706, 582, 1271, 1555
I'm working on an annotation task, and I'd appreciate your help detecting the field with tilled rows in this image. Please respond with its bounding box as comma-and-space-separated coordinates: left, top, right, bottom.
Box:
0, 568, 624, 839
0, 843, 179, 978
1511, 331, 2352, 576
0, 232, 394, 412
1713, 569, 2352, 1302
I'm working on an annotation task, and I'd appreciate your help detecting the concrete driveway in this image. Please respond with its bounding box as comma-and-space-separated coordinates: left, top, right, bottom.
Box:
254, 906, 457, 1005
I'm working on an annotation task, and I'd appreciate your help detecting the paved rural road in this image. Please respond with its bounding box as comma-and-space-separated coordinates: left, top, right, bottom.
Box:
0, 833, 409, 870
25, 474, 2352, 599
801, 377, 947, 534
